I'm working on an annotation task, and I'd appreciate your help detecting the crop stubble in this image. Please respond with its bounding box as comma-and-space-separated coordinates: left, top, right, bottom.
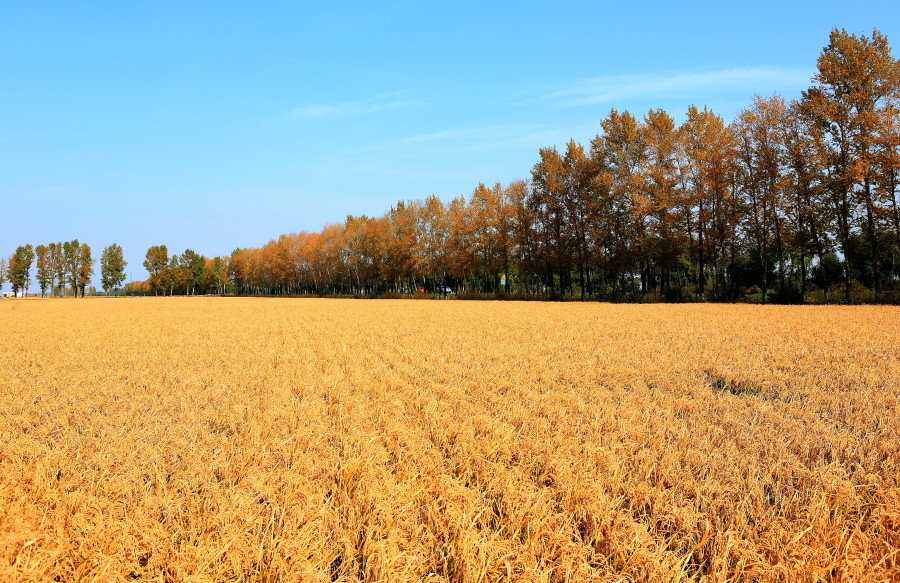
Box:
0, 298, 897, 582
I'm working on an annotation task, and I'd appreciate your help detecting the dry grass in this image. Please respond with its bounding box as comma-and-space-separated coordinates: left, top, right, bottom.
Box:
0, 297, 897, 582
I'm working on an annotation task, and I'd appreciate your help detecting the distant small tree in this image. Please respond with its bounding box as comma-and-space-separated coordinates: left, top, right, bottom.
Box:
143, 245, 169, 295
63, 240, 82, 297
8, 245, 35, 296
35, 244, 53, 297
205, 256, 228, 294
168, 254, 182, 295
124, 280, 151, 295
814, 253, 844, 299
77, 243, 94, 298
100, 243, 127, 296
0, 257, 7, 293
180, 249, 206, 295
49, 243, 67, 296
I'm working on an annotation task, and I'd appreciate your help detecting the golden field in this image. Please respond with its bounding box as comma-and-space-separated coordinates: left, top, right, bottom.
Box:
0, 298, 897, 583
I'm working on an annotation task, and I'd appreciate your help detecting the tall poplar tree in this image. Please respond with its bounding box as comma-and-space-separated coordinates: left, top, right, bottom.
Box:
681, 106, 737, 299
641, 108, 686, 298
733, 95, 790, 303
801, 28, 899, 299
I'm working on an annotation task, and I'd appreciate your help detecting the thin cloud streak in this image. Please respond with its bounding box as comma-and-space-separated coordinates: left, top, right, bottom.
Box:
403, 124, 577, 151
405, 125, 533, 144
310, 123, 586, 184
290, 91, 423, 118
538, 66, 813, 107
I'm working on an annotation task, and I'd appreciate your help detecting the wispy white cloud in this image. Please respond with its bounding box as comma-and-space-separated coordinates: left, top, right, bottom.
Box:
405, 125, 514, 143
403, 124, 576, 152
536, 66, 813, 108
290, 90, 423, 118
318, 124, 567, 165
307, 123, 584, 188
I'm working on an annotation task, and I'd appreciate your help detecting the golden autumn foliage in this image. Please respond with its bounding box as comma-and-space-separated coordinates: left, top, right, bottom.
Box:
0, 298, 897, 582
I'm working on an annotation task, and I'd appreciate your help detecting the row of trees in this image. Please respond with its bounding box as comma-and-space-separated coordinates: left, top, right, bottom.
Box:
218, 29, 900, 303
0, 242, 127, 297
138, 246, 229, 296
4, 29, 897, 303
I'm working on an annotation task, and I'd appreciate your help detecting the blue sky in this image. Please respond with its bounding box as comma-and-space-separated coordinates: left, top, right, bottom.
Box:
2, 1, 898, 286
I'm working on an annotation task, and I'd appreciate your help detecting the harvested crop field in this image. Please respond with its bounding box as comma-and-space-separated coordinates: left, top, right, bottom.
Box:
0, 298, 898, 582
